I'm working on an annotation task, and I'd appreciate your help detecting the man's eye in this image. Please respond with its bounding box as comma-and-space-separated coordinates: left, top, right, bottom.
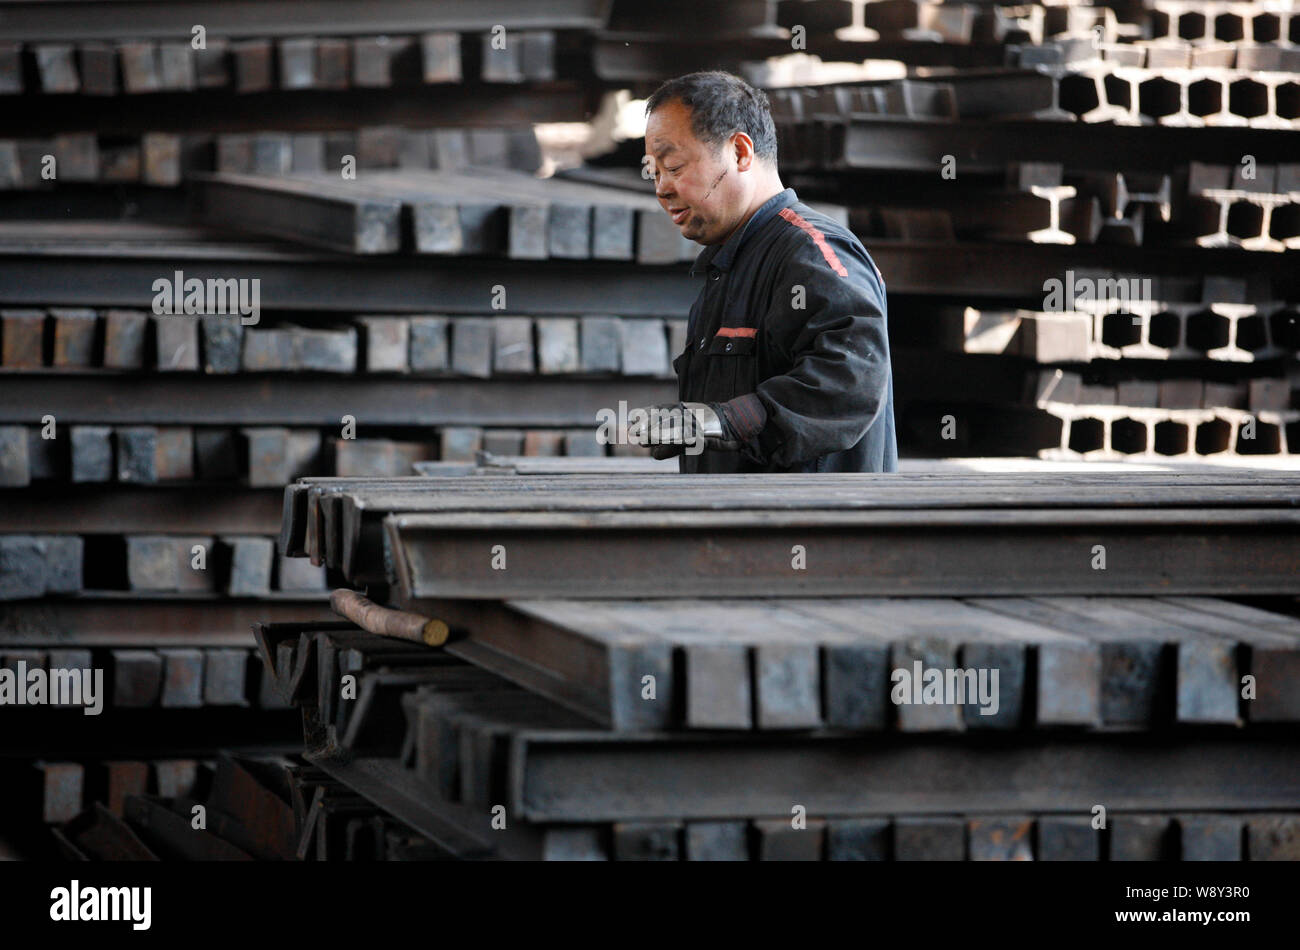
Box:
666, 166, 683, 174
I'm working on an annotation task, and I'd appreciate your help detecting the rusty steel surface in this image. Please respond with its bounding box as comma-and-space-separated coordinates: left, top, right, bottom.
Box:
0, 376, 676, 426
279, 471, 1300, 581
388, 509, 1300, 598
505, 730, 1300, 823
9, 222, 1300, 304
397, 595, 1300, 733
0, 599, 334, 646
0, 0, 613, 41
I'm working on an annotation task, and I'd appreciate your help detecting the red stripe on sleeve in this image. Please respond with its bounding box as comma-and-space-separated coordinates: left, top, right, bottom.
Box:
778, 207, 849, 277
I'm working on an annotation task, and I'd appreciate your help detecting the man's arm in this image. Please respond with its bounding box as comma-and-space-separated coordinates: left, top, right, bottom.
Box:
719, 233, 892, 469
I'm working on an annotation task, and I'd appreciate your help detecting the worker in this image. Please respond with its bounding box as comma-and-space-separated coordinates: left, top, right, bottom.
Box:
629, 71, 897, 473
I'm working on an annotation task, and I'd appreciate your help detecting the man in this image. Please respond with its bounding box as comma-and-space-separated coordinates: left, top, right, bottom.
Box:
631, 71, 897, 473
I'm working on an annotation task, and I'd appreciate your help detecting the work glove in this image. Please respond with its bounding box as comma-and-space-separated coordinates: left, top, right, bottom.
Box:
627, 401, 741, 459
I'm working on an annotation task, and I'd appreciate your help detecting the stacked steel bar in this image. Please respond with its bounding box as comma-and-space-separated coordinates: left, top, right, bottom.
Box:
0, 125, 544, 194
253, 630, 1300, 860
769, 78, 1299, 458
189, 167, 702, 260
283, 473, 1300, 596
0, 8, 597, 140
894, 271, 1300, 459
0, 0, 662, 855
39, 752, 439, 861
244, 469, 1300, 860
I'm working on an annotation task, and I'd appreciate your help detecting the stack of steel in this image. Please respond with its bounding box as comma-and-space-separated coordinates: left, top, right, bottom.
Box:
227, 468, 1300, 860
763, 0, 1300, 460
0, 0, 667, 853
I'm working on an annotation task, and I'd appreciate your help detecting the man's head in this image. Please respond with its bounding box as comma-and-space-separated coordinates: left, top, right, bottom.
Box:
644, 71, 781, 246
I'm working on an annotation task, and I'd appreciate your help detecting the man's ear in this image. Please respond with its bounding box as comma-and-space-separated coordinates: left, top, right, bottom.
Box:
732, 132, 756, 172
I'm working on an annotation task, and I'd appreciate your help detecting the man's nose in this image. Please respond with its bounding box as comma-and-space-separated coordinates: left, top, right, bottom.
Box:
654, 178, 674, 201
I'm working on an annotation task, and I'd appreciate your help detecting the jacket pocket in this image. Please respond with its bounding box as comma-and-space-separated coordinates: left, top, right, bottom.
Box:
707, 335, 757, 357
702, 333, 758, 402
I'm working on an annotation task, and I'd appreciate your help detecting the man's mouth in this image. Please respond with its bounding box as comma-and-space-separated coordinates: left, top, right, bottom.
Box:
669, 207, 690, 226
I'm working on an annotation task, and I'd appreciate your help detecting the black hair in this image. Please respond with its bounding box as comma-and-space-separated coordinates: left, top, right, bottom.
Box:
645, 70, 778, 162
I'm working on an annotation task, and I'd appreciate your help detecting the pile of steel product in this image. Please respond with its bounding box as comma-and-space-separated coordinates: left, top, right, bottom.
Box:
760, 4, 1300, 465
226, 470, 1300, 860
0, 0, 669, 852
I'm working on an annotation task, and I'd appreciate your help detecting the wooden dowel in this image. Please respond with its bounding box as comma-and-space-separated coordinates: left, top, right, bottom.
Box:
329, 589, 449, 646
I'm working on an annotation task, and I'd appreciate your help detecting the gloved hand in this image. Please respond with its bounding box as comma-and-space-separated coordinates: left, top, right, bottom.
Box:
627, 402, 741, 459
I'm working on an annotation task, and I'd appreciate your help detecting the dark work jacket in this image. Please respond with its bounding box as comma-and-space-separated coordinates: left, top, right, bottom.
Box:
675, 187, 898, 473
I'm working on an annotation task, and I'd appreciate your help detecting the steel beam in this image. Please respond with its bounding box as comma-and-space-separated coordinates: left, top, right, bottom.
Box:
2, 87, 587, 139
7, 236, 1289, 302
591, 36, 1003, 82
348, 473, 1300, 577
191, 173, 402, 255
507, 732, 1300, 822
388, 507, 1300, 598
413, 593, 1300, 732
0, 1, 613, 41
123, 796, 253, 860
306, 753, 542, 861
0, 377, 674, 425
4, 222, 1299, 302
0, 237, 700, 315
0, 86, 587, 137
837, 119, 1300, 173
307, 471, 1300, 580
53, 803, 160, 861
4, 486, 282, 534
0, 599, 333, 646
429, 598, 674, 731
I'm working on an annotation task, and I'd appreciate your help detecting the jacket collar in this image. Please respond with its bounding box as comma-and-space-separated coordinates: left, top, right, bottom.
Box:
690, 187, 799, 276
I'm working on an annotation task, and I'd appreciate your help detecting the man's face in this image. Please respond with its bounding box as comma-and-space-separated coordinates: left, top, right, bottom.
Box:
645, 99, 747, 246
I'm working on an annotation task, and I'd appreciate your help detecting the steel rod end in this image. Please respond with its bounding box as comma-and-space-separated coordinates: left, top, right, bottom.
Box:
422, 619, 451, 647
